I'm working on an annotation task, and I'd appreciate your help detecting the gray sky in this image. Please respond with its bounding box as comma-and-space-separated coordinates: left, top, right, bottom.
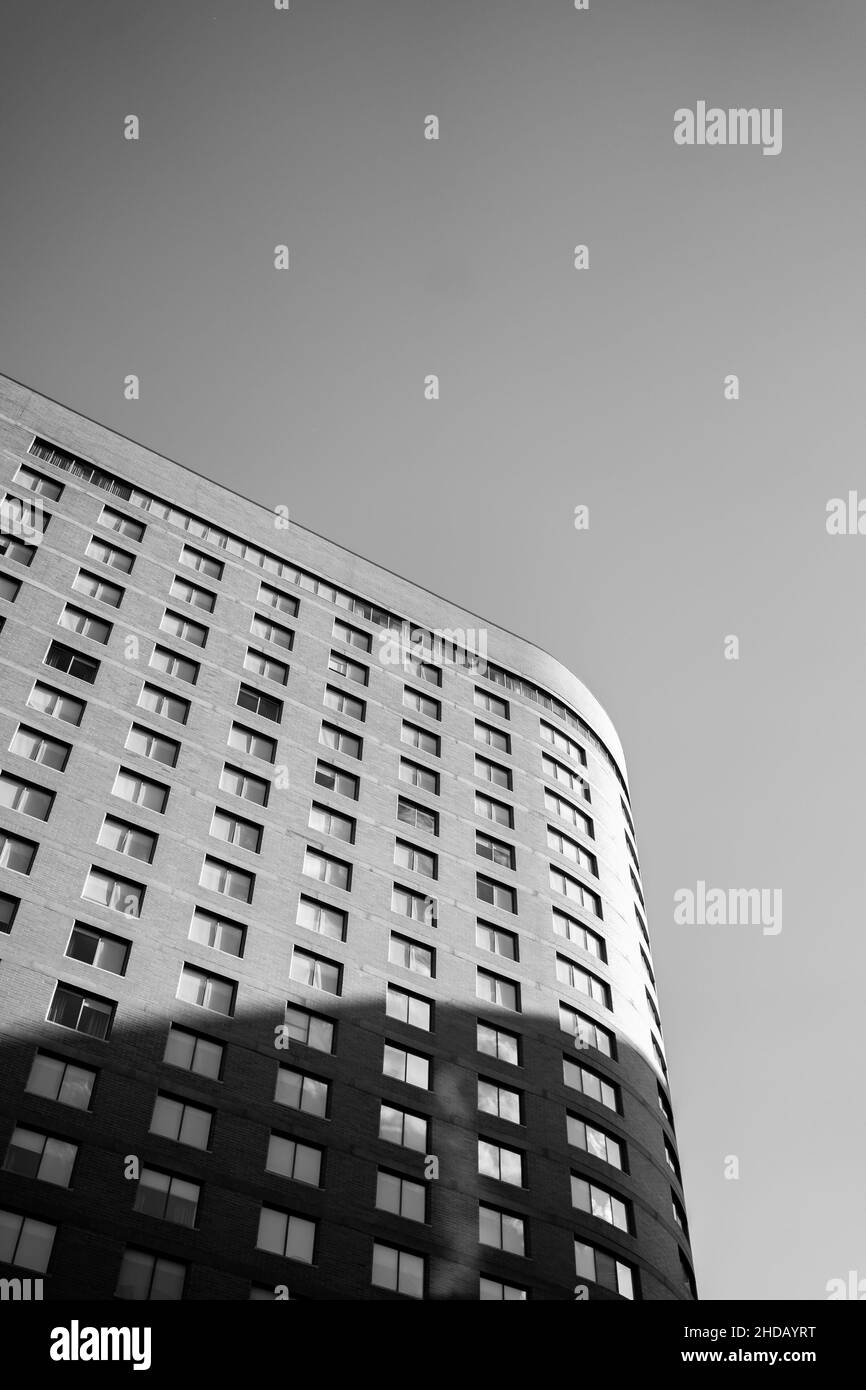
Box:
3, 0, 865, 1299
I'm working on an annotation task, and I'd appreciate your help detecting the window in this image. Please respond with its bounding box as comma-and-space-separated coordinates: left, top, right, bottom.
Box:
646, 989, 662, 1033
9, 725, 70, 771
237, 683, 282, 722
383, 1042, 430, 1089
98, 815, 157, 863
85, 536, 134, 573
378, 1103, 428, 1153
72, 569, 123, 608
0, 890, 18, 931
480, 1276, 526, 1300
541, 720, 586, 765
258, 582, 298, 616
0, 1211, 56, 1273
0, 830, 38, 874
134, 1167, 200, 1227
303, 847, 351, 890
376, 1170, 426, 1222
211, 808, 263, 854
476, 874, 516, 914
290, 947, 342, 996
386, 985, 432, 1032
0, 773, 53, 821
199, 856, 254, 903
177, 963, 236, 1017
43, 641, 99, 684
14, 464, 64, 500
478, 1077, 522, 1124
27, 681, 85, 726
658, 1085, 674, 1126
549, 867, 601, 918
170, 575, 216, 613
559, 1004, 614, 1056
477, 1022, 520, 1066
474, 688, 509, 719
125, 723, 179, 767
553, 909, 605, 960
641, 948, 657, 989
476, 920, 518, 961
160, 609, 207, 648
394, 841, 437, 879
296, 896, 347, 941
476, 832, 515, 870
652, 1034, 668, 1080
47, 983, 115, 1040
323, 686, 366, 724
372, 1243, 425, 1298
100, 506, 144, 541
574, 1241, 635, 1299
545, 787, 594, 838
266, 1134, 322, 1187
399, 759, 439, 795
571, 1175, 629, 1231
149, 646, 199, 684
0, 536, 36, 565
475, 755, 511, 790
250, 614, 293, 650
547, 827, 598, 877
397, 797, 438, 836
215, 764, 267, 809
229, 722, 276, 764
180, 545, 223, 579
59, 604, 112, 644
189, 907, 245, 958
680, 1250, 697, 1299
478, 1139, 524, 1186
630, 869, 646, 911
112, 767, 169, 814
475, 720, 510, 753
672, 1190, 689, 1237
66, 922, 129, 976
391, 883, 436, 926
476, 968, 520, 1012
563, 1057, 618, 1112
664, 1137, 681, 1180
25, 1052, 95, 1110
389, 933, 434, 978
403, 656, 441, 686
314, 760, 359, 800
475, 792, 513, 829
275, 1066, 329, 1117
333, 619, 371, 652
328, 650, 368, 685
283, 1004, 335, 1054
401, 722, 439, 756
543, 754, 589, 801
150, 1093, 213, 1149
566, 1115, 623, 1169
319, 722, 362, 759
403, 687, 440, 720
556, 955, 611, 1009
163, 1026, 224, 1081
0, 573, 20, 601
479, 1205, 525, 1256
3, 1128, 77, 1187
256, 1208, 316, 1264
115, 1249, 186, 1301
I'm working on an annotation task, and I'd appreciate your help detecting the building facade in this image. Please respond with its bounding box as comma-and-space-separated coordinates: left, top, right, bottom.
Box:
0, 375, 697, 1300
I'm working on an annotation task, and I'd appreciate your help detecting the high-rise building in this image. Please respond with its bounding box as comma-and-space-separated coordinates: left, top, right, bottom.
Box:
0, 375, 696, 1301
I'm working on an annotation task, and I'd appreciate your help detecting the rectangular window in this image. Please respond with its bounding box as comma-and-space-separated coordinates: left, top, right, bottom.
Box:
392, 883, 437, 926
403, 656, 441, 686
401, 722, 440, 756
323, 685, 365, 722
163, 1025, 224, 1081
389, 933, 434, 978
139, 677, 191, 724
474, 688, 509, 719
257, 1207, 317, 1265
658, 1085, 674, 1126
180, 545, 223, 580
479, 1277, 527, 1301
303, 847, 351, 890
0, 536, 36, 565
574, 1240, 635, 1299
559, 1004, 614, 1056
66, 922, 129, 976
220, 762, 269, 806
47, 983, 115, 1040
543, 754, 590, 801
376, 1170, 427, 1222
552, 908, 605, 960
14, 464, 64, 500
282, 1004, 335, 1055
9, 725, 71, 771
556, 955, 612, 1009
383, 1042, 430, 1089
150, 1093, 213, 1150
275, 1065, 330, 1116
646, 988, 662, 1033
125, 723, 180, 767
652, 1033, 668, 1080
476, 920, 518, 961
394, 841, 437, 879
170, 575, 216, 613
229, 722, 276, 763
211, 808, 263, 854
333, 619, 371, 652
149, 646, 199, 684
476, 832, 515, 871
0, 1211, 56, 1273
567, 1114, 623, 1170
403, 687, 440, 720
476, 874, 516, 914
72, 569, 124, 608
477, 1021, 521, 1066
547, 827, 598, 877
250, 614, 293, 650
563, 1057, 619, 1112
545, 788, 594, 838
43, 641, 99, 684
25, 1051, 96, 1109
475, 721, 510, 753
550, 867, 601, 917
0, 830, 38, 875
160, 609, 207, 648
134, 1168, 200, 1227
199, 856, 254, 903
266, 1134, 323, 1187
177, 963, 236, 1016
100, 506, 144, 541
319, 722, 362, 760
479, 1205, 525, 1256
571, 1175, 629, 1232
328, 650, 368, 685
189, 907, 246, 959
258, 582, 298, 616
296, 895, 347, 942
97, 815, 157, 863
115, 1249, 186, 1301
81, 867, 144, 918
378, 1103, 428, 1153
399, 759, 439, 795
0, 890, 19, 931
475, 755, 511, 791
26, 684, 85, 727
0, 773, 54, 821
59, 604, 111, 644
290, 947, 342, 996
476, 968, 520, 1012
0, 573, 21, 602
237, 683, 282, 722
475, 792, 513, 829
386, 984, 432, 1032
372, 1242, 425, 1299
85, 536, 134, 573
397, 797, 438, 836
541, 720, 586, 765
478, 1138, 524, 1186
664, 1137, 681, 1179
314, 760, 359, 799
3, 1127, 77, 1187
478, 1077, 522, 1125
112, 766, 169, 813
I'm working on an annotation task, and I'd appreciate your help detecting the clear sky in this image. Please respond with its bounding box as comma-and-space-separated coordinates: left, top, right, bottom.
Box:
2, 0, 865, 1299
